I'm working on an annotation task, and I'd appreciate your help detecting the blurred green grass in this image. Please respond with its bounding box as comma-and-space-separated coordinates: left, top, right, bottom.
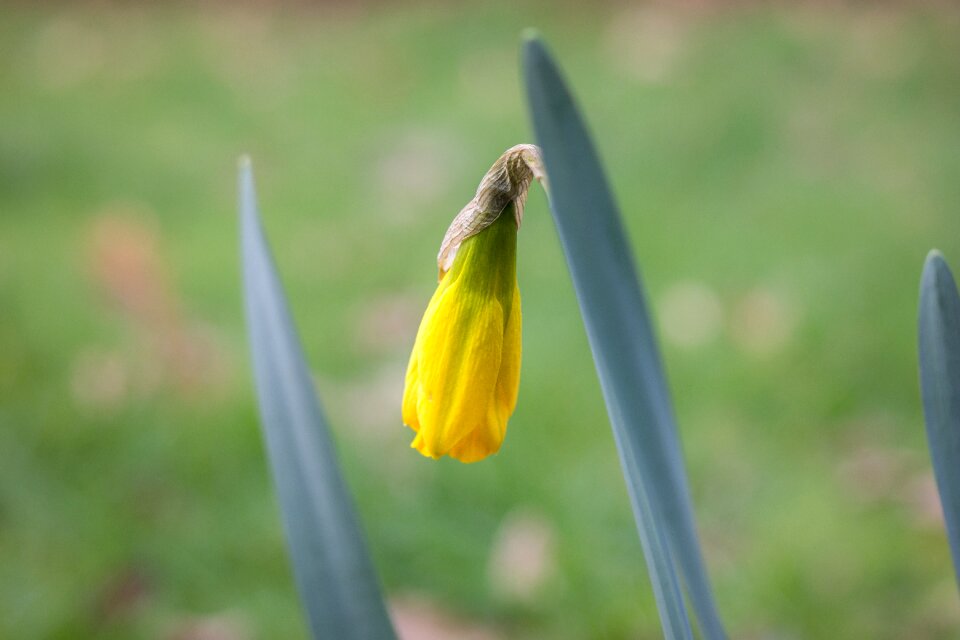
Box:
2, 2, 960, 638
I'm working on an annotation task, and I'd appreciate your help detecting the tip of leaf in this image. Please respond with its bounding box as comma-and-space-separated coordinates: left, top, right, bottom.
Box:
923, 250, 952, 288
238, 156, 259, 231
927, 249, 946, 268
522, 33, 549, 62
238, 156, 254, 190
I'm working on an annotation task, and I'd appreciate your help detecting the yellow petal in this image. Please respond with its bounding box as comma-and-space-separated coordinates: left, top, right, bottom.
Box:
402, 277, 451, 432
401, 348, 420, 432
413, 279, 504, 459
449, 282, 521, 461
495, 283, 521, 427
446, 406, 504, 463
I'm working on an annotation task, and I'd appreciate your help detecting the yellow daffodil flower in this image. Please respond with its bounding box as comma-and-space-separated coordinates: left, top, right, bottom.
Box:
403, 145, 546, 462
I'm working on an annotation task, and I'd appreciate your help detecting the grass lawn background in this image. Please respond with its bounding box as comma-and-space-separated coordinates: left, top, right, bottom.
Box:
2, 2, 960, 638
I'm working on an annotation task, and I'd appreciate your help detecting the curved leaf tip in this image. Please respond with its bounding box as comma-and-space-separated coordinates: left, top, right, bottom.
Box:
918, 249, 960, 590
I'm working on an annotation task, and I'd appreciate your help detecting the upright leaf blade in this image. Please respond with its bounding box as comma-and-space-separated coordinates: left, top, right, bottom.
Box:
919, 250, 960, 588
239, 158, 396, 640
523, 35, 725, 640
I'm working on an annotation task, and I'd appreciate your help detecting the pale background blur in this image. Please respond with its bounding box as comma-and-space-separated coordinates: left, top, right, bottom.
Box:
2, 2, 960, 638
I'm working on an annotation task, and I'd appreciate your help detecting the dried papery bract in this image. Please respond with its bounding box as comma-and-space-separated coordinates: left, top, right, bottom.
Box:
437, 144, 546, 279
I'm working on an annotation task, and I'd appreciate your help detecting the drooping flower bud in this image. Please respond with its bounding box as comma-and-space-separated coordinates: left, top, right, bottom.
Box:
402, 145, 546, 462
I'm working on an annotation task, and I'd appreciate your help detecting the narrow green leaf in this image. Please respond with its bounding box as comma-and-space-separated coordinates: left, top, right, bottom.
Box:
919, 250, 960, 588
239, 158, 396, 640
523, 35, 725, 640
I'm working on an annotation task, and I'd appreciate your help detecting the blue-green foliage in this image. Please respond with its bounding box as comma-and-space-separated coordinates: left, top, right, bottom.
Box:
240, 159, 396, 640
918, 250, 960, 589
523, 35, 725, 640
